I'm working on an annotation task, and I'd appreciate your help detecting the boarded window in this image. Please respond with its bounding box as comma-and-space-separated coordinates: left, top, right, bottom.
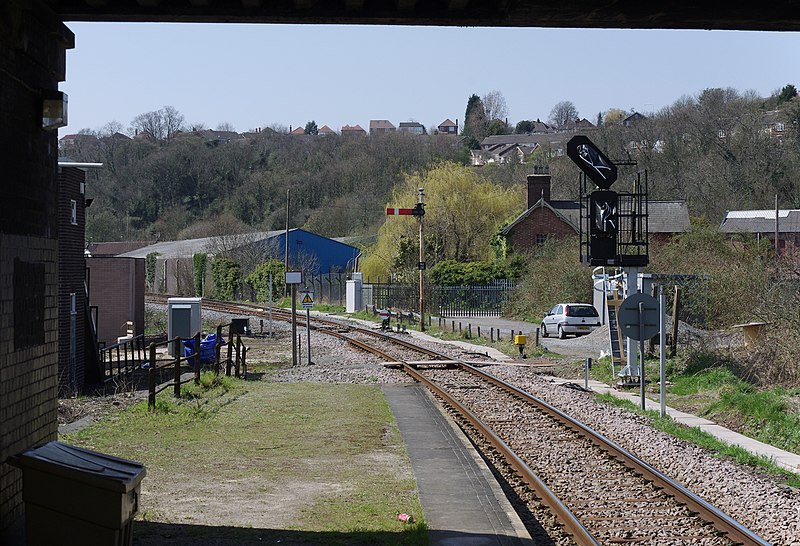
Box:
14, 258, 45, 349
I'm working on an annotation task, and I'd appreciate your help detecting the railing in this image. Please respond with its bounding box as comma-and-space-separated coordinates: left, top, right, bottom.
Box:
99, 334, 148, 382
361, 281, 517, 317
136, 323, 248, 410
431, 282, 516, 317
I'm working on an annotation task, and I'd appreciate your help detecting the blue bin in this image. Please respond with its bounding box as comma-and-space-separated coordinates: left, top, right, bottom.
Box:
183, 334, 225, 365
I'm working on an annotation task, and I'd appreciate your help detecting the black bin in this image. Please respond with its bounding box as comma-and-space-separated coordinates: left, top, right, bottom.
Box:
13, 441, 146, 546
230, 317, 250, 335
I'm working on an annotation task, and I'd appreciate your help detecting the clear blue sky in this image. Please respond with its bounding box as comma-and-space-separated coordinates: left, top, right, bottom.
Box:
60, 23, 799, 135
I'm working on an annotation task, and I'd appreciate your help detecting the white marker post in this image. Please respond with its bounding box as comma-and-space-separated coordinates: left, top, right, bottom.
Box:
285, 271, 303, 366
301, 289, 314, 365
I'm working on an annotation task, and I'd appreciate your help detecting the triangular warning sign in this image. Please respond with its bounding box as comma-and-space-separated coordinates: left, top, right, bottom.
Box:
302, 293, 313, 304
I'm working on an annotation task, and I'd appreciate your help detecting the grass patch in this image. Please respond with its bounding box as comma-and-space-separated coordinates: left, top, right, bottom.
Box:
596, 393, 800, 488
61, 381, 427, 544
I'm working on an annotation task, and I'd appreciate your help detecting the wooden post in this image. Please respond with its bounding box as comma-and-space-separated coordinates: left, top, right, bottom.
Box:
193, 332, 201, 385
670, 286, 681, 357
242, 345, 248, 378
535, 327, 540, 347
148, 343, 156, 410
215, 325, 222, 376
174, 336, 182, 397
235, 334, 242, 377
477, 326, 481, 338
491, 328, 494, 342
468, 324, 472, 339
458, 322, 462, 333
226, 324, 234, 376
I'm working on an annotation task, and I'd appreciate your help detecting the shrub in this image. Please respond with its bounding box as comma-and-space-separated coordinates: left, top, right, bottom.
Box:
211, 257, 242, 301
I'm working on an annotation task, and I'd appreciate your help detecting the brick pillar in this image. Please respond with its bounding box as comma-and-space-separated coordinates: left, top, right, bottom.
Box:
0, 1, 74, 540
527, 174, 551, 207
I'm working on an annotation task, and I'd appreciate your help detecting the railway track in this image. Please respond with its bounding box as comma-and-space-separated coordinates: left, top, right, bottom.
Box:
146, 295, 770, 545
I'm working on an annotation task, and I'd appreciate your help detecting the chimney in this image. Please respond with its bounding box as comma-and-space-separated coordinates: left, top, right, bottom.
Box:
527, 173, 551, 208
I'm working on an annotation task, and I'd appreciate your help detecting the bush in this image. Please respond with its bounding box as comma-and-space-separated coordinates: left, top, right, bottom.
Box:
245, 259, 286, 302
211, 258, 242, 301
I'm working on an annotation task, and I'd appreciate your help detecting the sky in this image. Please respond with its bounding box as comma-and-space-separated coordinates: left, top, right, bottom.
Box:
59, 23, 800, 135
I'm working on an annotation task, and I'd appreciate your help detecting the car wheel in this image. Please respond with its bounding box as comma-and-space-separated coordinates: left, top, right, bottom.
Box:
558, 325, 566, 339
541, 323, 548, 338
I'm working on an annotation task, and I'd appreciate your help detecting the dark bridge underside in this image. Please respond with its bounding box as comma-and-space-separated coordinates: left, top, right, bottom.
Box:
47, 0, 800, 31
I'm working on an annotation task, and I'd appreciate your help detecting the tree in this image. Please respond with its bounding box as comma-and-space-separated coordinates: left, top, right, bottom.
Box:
304, 120, 319, 135
482, 90, 508, 123
130, 105, 184, 142
463, 94, 488, 148
548, 100, 579, 128
216, 121, 236, 131
515, 120, 535, 134
603, 108, 627, 125
360, 161, 525, 279
778, 84, 798, 104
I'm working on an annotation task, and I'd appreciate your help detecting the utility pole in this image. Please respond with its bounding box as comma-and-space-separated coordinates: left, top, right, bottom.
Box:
418, 188, 425, 332
285, 188, 290, 297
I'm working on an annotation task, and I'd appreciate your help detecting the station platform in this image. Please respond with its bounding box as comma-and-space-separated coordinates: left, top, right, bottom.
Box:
382, 384, 533, 546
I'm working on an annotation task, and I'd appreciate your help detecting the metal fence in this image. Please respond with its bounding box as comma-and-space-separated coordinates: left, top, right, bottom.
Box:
305, 273, 347, 306
361, 280, 516, 317
431, 281, 516, 317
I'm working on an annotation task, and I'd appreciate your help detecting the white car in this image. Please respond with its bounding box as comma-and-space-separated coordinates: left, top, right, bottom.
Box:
541, 303, 601, 339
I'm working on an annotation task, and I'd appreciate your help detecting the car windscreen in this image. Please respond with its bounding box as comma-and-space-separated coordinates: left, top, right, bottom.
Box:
566, 305, 599, 317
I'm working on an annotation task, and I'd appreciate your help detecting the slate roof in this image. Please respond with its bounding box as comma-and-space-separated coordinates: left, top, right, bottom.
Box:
118, 231, 283, 259
369, 120, 396, 131
502, 200, 689, 236
86, 241, 153, 257
720, 209, 800, 233
480, 133, 566, 150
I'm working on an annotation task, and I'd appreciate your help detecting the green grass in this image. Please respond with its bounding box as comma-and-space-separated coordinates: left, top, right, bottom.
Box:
596, 393, 800, 488
61, 378, 428, 545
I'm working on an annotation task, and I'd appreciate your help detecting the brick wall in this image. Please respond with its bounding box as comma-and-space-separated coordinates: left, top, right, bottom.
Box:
0, 2, 73, 538
507, 206, 578, 253
0, 236, 59, 536
57, 167, 87, 395
87, 258, 145, 346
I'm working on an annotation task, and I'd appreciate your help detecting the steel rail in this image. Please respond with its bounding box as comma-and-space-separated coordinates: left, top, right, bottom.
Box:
458, 362, 772, 546
146, 295, 769, 544
402, 363, 600, 546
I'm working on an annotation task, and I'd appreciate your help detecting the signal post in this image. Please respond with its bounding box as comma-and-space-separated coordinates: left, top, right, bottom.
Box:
386, 188, 426, 331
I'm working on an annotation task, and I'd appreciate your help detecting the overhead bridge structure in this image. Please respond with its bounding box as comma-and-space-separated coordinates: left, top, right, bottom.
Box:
2, 0, 799, 539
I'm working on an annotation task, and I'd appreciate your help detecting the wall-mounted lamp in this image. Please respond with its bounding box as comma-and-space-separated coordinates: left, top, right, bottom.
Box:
42, 90, 68, 130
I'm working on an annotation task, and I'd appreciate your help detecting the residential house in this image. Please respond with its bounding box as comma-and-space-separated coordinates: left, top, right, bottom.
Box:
398, 122, 426, 135
720, 209, 800, 253
471, 143, 539, 166
58, 133, 99, 153
318, 125, 336, 136
369, 120, 396, 134
480, 133, 567, 158
621, 112, 647, 126
558, 118, 596, 132
502, 173, 690, 253
341, 124, 367, 137
290, 126, 306, 135
194, 129, 247, 145
437, 118, 458, 134
762, 110, 788, 141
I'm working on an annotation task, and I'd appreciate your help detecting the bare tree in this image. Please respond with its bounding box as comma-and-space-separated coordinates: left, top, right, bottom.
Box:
482, 90, 508, 122
162, 105, 184, 142
216, 121, 236, 132
130, 106, 184, 142
548, 100, 579, 128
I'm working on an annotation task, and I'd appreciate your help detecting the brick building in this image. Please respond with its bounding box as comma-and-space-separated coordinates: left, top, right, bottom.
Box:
56, 162, 90, 396
502, 173, 690, 252
86, 258, 145, 347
